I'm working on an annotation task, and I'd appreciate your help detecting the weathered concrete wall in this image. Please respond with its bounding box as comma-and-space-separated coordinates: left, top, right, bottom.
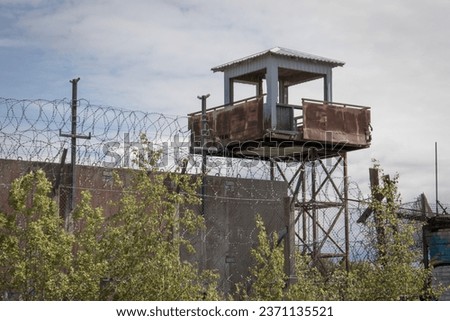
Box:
0, 158, 289, 296
186, 176, 288, 295
0, 158, 127, 218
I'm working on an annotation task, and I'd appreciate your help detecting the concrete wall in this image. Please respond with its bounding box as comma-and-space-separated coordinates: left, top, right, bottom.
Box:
0, 158, 289, 296
0, 158, 128, 218
187, 176, 289, 295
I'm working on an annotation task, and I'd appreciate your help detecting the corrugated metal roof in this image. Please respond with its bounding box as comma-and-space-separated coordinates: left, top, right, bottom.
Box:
211, 47, 345, 72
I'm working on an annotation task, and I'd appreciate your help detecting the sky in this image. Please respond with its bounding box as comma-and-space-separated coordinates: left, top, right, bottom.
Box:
0, 0, 449, 206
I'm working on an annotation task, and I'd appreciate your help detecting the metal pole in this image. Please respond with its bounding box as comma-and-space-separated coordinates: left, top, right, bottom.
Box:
311, 158, 317, 259
435, 142, 439, 214
270, 159, 275, 181
59, 78, 90, 229
301, 161, 307, 254
198, 94, 210, 216
70, 78, 80, 211
343, 153, 350, 271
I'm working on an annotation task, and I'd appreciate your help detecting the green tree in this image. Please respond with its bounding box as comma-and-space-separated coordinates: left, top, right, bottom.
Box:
248, 164, 439, 301
242, 215, 286, 300
100, 163, 219, 300
0, 169, 72, 300
67, 191, 107, 300
285, 254, 331, 300
344, 166, 434, 300
0, 159, 219, 300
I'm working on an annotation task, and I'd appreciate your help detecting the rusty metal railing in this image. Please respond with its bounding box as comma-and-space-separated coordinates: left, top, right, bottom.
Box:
188, 94, 267, 116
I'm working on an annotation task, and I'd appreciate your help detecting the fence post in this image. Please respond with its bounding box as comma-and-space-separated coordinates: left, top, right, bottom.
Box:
197, 94, 210, 216
59, 78, 91, 229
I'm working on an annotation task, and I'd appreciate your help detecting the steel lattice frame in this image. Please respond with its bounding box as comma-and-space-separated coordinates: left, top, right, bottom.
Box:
271, 152, 350, 272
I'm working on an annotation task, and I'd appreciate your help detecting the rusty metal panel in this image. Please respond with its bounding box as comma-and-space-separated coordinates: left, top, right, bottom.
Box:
189, 98, 265, 146
302, 102, 371, 147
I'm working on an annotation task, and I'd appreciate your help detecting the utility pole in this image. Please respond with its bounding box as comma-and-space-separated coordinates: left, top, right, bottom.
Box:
59, 78, 91, 228
197, 94, 210, 216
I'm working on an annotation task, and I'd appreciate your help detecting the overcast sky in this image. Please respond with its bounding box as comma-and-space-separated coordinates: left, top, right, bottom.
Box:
0, 0, 449, 206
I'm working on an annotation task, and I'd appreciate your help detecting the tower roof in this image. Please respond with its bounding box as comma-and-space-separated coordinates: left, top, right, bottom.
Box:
211, 47, 345, 72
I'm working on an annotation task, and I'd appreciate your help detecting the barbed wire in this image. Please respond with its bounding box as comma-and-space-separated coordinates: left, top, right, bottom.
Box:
0, 97, 429, 268
0, 98, 189, 166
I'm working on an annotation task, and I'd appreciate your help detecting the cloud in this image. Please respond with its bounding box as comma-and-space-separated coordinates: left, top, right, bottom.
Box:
0, 38, 27, 47
0, 0, 46, 5
1, 0, 450, 203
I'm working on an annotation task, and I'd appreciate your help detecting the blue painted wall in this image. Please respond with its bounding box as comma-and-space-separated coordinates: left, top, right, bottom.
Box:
428, 229, 450, 266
